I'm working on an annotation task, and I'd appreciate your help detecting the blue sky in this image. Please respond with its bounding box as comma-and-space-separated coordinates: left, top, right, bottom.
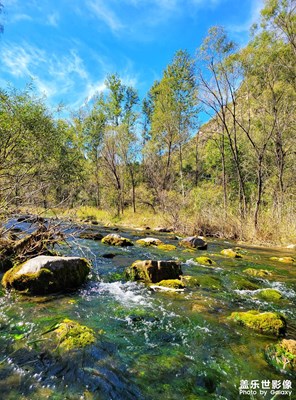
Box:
0, 0, 263, 112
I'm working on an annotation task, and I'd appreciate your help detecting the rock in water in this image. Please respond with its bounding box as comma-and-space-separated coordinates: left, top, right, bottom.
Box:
221, 249, 242, 258
125, 260, 182, 283
229, 310, 286, 336
2, 255, 91, 294
101, 233, 134, 247
136, 237, 163, 246
179, 236, 207, 250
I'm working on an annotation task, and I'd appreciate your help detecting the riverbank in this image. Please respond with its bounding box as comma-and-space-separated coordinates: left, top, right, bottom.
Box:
3, 205, 296, 250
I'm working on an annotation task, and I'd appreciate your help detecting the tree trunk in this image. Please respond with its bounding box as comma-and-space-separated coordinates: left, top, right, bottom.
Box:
254, 156, 263, 230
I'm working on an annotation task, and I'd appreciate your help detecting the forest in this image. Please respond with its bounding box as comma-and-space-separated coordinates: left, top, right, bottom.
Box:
0, 0, 295, 244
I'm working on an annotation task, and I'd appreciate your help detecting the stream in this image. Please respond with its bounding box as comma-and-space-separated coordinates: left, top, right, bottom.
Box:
0, 219, 295, 399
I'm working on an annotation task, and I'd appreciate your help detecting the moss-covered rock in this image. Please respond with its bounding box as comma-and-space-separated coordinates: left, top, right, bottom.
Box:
278, 257, 295, 263
2, 256, 91, 294
179, 236, 207, 250
78, 231, 103, 240
136, 237, 163, 247
180, 275, 201, 288
195, 256, 216, 266
243, 268, 272, 278
221, 249, 242, 258
266, 339, 296, 373
52, 319, 96, 351
125, 260, 182, 283
102, 234, 133, 247
157, 279, 185, 289
230, 276, 260, 290
255, 289, 283, 302
157, 244, 177, 251
229, 310, 286, 336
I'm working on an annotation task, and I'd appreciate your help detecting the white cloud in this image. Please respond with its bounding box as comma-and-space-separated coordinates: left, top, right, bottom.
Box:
47, 12, 59, 27
1, 44, 46, 77
10, 13, 33, 23
86, 0, 125, 32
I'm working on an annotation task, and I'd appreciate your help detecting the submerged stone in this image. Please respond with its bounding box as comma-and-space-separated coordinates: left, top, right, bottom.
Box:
157, 244, 177, 251
229, 310, 286, 336
136, 237, 163, 247
125, 260, 182, 283
243, 268, 272, 278
157, 279, 185, 289
266, 339, 296, 373
179, 236, 208, 250
221, 249, 242, 258
102, 233, 133, 247
2, 255, 90, 294
52, 319, 96, 351
230, 276, 260, 290
255, 289, 283, 302
195, 256, 216, 266
182, 274, 222, 290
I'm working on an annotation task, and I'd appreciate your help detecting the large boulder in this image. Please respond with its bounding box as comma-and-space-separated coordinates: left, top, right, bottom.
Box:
102, 234, 133, 247
2, 255, 91, 294
179, 236, 207, 250
125, 260, 182, 283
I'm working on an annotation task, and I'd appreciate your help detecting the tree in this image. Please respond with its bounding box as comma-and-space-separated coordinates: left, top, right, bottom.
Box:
144, 50, 198, 200
196, 26, 248, 219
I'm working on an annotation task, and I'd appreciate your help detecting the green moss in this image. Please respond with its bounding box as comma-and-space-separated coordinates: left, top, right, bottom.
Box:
221, 249, 242, 258
54, 319, 96, 351
255, 289, 283, 302
243, 268, 272, 278
157, 244, 177, 251
229, 310, 286, 336
157, 279, 185, 289
2, 265, 54, 294
136, 238, 162, 247
182, 274, 222, 290
266, 339, 296, 372
195, 256, 216, 266
230, 276, 260, 290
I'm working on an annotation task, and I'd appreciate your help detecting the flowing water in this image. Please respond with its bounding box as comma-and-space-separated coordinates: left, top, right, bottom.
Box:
0, 220, 296, 399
